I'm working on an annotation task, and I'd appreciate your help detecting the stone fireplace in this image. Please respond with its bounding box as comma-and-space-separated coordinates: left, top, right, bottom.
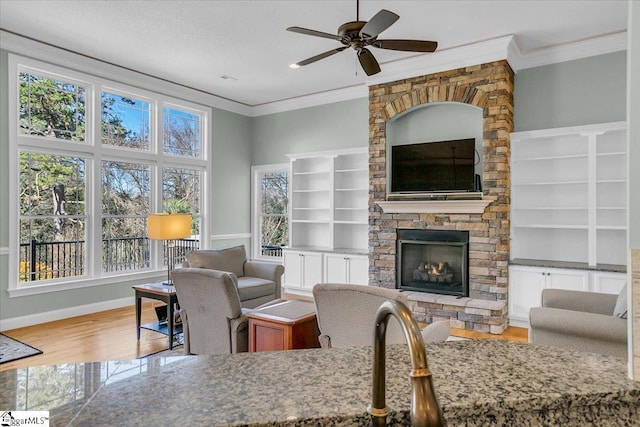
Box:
368, 60, 514, 334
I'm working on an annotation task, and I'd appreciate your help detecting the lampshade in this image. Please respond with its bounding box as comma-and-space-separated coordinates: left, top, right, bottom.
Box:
147, 213, 192, 240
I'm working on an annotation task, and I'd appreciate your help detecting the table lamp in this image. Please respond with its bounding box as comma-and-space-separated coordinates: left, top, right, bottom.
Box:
147, 213, 192, 285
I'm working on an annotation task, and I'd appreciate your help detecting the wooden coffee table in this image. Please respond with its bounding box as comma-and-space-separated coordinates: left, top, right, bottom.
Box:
247, 300, 320, 352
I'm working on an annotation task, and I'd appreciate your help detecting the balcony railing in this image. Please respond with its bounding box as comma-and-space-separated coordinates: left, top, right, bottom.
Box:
19, 238, 200, 282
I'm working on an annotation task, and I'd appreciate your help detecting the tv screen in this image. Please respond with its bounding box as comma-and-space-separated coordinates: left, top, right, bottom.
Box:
391, 138, 476, 193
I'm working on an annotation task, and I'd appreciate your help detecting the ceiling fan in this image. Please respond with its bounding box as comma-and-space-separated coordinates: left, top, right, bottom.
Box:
287, 0, 438, 76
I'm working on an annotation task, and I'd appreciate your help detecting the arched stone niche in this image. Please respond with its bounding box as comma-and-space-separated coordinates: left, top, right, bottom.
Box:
386, 102, 484, 190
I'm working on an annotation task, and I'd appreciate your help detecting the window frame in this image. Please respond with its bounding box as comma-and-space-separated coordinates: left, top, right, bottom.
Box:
251, 163, 289, 261
8, 55, 210, 297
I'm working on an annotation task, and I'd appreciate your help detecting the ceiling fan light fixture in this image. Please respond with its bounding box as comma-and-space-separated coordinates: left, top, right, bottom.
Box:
286, 0, 437, 75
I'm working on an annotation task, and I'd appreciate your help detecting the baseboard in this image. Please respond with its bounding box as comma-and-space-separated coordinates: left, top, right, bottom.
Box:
0, 296, 134, 331
508, 318, 530, 329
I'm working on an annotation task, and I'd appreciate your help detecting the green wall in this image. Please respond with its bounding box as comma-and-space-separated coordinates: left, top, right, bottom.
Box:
251, 98, 369, 165
514, 51, 627, 131
211, 107, 252, 244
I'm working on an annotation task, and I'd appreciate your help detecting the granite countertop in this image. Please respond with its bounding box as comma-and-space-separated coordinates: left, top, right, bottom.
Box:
1, 340, 638, 426
510, 258, 627, 273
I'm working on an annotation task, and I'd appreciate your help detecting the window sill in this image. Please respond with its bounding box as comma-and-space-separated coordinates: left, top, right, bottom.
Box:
7, 269, 166, 298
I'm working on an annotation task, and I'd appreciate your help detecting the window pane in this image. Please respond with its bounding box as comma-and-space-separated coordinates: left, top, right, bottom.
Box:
163, 107, 200, 157
101, 161, 150, 273
20, 153, 86, 216
261, 215, 288, 249
101, 92, 150, 150
101, 161, 150, 215
18, 152, 87, 283
19, 72, 85, 141
19, 218, 86, 282
162, 167, 201, 214
261, 171, 288, 214
102, 217, 149, 272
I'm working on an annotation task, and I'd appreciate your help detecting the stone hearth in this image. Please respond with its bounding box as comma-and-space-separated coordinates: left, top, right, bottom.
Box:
368, 61, 514, 333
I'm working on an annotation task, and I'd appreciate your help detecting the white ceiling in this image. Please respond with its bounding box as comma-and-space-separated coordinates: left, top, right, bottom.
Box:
0, 0, 628, 109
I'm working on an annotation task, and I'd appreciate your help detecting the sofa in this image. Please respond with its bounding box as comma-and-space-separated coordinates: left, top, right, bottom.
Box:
529, 287, 627, 359
181, 245, 284, 309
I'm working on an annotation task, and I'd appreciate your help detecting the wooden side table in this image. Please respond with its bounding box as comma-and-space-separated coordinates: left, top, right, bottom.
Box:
247, 300, 320, 352
133, 283, 182, 350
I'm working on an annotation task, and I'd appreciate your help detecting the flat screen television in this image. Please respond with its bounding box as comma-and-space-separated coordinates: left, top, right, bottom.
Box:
391, 138, 476, 193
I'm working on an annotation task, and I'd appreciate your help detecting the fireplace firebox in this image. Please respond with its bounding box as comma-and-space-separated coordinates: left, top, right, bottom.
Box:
397, 229, 469, 297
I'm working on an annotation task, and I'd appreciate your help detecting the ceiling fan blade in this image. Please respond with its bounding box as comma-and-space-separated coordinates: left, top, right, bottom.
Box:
373, 39, 438, 52
359, 9, 399, 39
286, 26, 342, 41
294, 46, 348, 67
357, 48, 381, 76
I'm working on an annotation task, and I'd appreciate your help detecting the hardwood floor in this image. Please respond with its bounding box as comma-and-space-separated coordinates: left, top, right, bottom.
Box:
1, 301, 528, 372
0, 301, 169, 371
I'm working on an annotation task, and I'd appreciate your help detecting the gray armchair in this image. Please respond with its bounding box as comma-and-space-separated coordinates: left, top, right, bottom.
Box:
171, 268, 251, 355
529, 288, 627, 359
182, 245, 284, 309
312, 283, 450, 349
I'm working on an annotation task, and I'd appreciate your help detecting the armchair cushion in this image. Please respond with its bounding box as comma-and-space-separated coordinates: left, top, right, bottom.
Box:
530, 288, 627, 359
237, 277, 276, 301
185, 245, 246, 277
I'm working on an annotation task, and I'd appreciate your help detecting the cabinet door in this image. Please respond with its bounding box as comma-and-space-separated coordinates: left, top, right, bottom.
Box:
508, 266, 546, 325
347, 255, 369, 285
546, 268, 589, 291
301, 252, 323, 289
591, 272, 627, 294
282, 251, 302, 289
324, 253, 348, 283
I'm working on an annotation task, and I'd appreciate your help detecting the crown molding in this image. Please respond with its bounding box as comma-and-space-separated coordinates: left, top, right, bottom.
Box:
507, 31, 627, 72
249, 84, 368, 117
0, 30, 253, 116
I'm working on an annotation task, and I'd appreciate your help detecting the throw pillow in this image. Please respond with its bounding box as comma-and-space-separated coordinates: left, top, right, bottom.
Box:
186, 245, 246, 277
613, 283, 627, 319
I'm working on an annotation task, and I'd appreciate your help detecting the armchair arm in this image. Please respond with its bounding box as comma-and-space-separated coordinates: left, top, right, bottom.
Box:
530, 307, 627, 344
229, 314, 249, 353
541, 289, 618, 315
244, 260, 285, 298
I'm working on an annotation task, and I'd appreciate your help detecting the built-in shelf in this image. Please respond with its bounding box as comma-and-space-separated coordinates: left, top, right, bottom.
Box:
376, 198, 494, 214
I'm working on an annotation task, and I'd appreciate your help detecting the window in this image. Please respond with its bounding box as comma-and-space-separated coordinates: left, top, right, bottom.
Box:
252, 165, 289, 260
9, 56, 209, 294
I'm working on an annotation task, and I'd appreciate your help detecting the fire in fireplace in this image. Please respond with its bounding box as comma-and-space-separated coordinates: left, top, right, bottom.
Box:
397, 229, 469, 297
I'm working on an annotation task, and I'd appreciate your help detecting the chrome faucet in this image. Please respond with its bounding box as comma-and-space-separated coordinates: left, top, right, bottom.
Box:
367, 299, 444, 427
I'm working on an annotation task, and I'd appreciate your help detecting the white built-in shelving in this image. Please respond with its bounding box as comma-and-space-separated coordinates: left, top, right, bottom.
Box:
510, 121, 627, 267
284, 147, 369, 296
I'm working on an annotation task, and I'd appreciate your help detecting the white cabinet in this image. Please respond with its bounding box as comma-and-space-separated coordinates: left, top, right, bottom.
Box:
509, 265, 626, 327
591, 271, 627, 295
288, 147, 368, 252
510, 122, 627, 267
283, 249, 368, 297
324, 253, 368, 285
282, 250, 323, 296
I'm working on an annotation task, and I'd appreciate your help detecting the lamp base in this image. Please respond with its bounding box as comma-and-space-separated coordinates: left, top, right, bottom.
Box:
161, 280, 173, 286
